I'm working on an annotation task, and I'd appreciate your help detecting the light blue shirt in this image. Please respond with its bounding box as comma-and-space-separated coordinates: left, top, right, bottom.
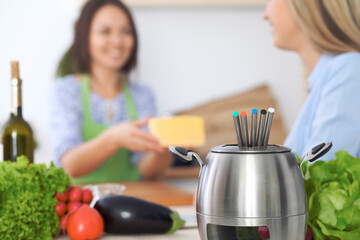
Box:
49, 75, 157, 167
284, 52, 360, 161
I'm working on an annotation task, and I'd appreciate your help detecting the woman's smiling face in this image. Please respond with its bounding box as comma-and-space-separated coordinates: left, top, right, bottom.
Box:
89, 4, 135, 71
263, 0, 305, 51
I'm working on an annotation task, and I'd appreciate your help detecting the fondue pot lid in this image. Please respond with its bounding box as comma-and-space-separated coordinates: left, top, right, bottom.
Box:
211, 144, 291, 154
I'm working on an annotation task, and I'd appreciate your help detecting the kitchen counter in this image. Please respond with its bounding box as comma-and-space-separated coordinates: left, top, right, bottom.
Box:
56, 178, 201, 240
56, 228, 200, 240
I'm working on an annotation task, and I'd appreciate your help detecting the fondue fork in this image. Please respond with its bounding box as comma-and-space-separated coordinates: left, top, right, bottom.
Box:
256, 109, 267, 147
250, 109, 258, 147
263, 108, 275, 147
233, 111, 243, 148
240, 112, 249, 147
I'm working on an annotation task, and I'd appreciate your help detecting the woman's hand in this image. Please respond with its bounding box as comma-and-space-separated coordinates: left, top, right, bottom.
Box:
106, 118, 163, 153
139, 149, 173, 180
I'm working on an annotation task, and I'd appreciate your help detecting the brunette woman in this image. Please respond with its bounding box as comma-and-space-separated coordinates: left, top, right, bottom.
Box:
51, 0, 172, 183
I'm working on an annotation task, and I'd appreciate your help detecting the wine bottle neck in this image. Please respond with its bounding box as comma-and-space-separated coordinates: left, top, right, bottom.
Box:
10, 78, 22, 117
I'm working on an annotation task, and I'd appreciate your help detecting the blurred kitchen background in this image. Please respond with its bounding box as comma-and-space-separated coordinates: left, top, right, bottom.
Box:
0, 0, 305, 164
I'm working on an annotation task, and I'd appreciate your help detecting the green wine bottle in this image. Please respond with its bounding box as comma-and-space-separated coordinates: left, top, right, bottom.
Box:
1, 61, 34, 163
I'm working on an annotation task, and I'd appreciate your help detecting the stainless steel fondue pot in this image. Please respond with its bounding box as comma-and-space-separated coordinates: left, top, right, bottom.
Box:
169, 142, 332, 240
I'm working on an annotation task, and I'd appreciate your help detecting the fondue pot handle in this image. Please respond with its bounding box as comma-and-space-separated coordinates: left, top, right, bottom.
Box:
300, 142, 333, 166
168, 146, 204, 167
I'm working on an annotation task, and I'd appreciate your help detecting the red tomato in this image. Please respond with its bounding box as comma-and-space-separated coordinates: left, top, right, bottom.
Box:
82, 189, 93, 204
67, 204, 104, 240
68, 201, 82, 213
69, 187, 83, 202
306, 226, 313, 240
56, 190, 69, 202
258, 226, 270, 239
60, 214, 69, 230
55, 201, 67, 217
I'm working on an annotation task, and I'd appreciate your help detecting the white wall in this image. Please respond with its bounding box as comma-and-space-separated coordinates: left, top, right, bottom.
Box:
0, 1, 305, 164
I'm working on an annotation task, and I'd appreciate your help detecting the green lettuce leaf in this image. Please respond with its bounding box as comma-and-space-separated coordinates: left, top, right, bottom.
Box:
302, 151, 360, 240
0, 156, 70, 239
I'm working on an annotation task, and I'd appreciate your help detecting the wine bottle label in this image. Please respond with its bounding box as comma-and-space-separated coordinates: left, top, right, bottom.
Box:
10, 78, 22, 111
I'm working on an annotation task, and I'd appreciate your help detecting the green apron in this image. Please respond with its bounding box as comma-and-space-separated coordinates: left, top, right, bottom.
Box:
71, 74, 140, 184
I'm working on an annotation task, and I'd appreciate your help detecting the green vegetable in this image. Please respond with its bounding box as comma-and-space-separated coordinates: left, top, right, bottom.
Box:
301, 151, 360, 240
0, 156, 70, 240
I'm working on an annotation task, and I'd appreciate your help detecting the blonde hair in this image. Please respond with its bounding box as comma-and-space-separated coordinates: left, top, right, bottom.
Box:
288, 0, 360, 54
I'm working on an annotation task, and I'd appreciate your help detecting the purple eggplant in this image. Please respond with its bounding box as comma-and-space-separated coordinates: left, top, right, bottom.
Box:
94, 195, 185, 234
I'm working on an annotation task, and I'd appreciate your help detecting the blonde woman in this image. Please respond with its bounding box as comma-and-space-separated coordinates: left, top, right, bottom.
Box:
264, 0, 360, 160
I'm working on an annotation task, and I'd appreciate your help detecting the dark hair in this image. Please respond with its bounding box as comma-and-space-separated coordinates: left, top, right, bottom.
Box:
58, 0, 138, 77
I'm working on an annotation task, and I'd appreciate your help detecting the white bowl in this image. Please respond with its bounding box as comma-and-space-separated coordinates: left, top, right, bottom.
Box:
84, 183, 126, 207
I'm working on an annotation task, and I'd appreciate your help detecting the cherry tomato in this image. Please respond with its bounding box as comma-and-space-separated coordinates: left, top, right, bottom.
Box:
67, 204, 104, 240
69, 187, 83, 202
306, 226, 313, 240
67, 201, 82, 213
55, 201, 67, 217
56, 190, 69, 202
82, 189, 93, 204
60, 214, 69, 230
258, 226, 270, 239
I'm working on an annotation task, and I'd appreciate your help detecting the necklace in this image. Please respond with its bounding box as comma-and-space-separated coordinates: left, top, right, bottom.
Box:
90, 73, 129, 124
105, 99, 114, 124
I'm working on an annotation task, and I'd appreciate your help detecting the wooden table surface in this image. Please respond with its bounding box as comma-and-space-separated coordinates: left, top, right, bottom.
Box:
121, 181, 194, 206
